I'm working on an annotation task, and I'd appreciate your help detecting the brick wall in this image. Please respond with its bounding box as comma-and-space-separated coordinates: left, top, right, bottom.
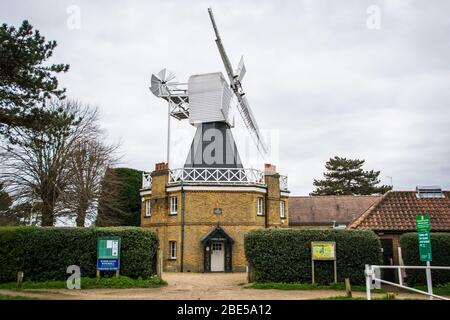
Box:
141, 165, 289, 272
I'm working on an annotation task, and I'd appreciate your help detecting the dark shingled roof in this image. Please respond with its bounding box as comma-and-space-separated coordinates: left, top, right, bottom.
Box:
289, 195, 381, 227
349, 191, 450, 231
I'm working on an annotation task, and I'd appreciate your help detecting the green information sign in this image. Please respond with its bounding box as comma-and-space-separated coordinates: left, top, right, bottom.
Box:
97, 237, 121, 260
416, 215, 432, 262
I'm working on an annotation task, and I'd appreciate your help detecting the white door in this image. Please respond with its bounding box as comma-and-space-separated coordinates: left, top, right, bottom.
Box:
211, 242, 225, 272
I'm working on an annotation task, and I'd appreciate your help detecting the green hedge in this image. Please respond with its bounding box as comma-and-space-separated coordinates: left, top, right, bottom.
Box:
0, 227, 158, 282
245, 229, 382, 285
400, 232, 450, 285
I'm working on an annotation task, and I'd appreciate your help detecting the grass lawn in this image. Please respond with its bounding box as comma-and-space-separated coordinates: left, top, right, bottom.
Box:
414, 283, 450, 296
0, 275, 166, 290
314, 293, 397, 300
314, 295, 366, 300
247, 281, 385, 293
0, 293, 35, 300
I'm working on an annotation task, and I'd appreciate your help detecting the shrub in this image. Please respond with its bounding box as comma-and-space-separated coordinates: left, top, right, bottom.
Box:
245, 229, 382, 285
400, 232, 450, 285
0, 226, 158, 282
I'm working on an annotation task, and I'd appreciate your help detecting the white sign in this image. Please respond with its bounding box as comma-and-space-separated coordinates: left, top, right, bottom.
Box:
112, 240, 118, 257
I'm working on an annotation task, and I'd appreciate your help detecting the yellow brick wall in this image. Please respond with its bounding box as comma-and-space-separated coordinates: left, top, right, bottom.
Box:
140, 168, 289, 272
265, 174, 289, 228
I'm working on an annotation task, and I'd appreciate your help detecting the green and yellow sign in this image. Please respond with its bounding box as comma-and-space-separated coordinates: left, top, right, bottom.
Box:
416, 215, 432, 262
311, 241, 336, 260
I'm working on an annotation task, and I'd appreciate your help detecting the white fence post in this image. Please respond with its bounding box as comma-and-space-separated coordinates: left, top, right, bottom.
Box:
365, 264, 372, 300
426, 261, 433, 300
364, 264, 449, 300
397, 247, 404, 286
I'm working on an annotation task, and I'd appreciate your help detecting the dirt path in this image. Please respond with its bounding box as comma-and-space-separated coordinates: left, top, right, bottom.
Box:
0, 272, 430, 300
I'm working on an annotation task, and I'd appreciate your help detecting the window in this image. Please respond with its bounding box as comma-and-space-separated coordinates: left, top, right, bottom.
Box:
280, 200, 286, 219
257, 197, 264, 215
170, 196, 178, 215
144, 200, 151, 217
416, 186, 445, 199
169, 241, 177, 260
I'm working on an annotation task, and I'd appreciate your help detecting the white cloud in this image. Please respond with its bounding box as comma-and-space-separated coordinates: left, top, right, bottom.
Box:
2, 0, 449, 194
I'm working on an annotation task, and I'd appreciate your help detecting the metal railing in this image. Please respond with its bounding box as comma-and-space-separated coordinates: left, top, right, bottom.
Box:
168, 167, 266, 186
365, 264, 450, 300
141, 168, 289, 191
142, 172, 152, 189
279, 175, 288, 192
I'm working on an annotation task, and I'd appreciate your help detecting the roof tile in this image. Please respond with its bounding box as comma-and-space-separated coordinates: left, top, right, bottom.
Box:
349, 191, 450, 231
289, 195, 381, 226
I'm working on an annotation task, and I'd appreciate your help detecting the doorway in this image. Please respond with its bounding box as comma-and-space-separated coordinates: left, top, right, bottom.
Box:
202, 226, 234, 272
380, 238, 395, 282
211, 242, 225, 272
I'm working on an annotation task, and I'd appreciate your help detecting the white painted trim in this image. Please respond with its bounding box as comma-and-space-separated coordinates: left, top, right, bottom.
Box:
140, 190, 152, 196
281, 191, 290, 197
166, 185, 267, 193
169, 196, 178, 215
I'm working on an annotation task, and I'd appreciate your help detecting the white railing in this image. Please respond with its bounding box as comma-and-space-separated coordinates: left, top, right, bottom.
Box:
168, 167, 266, 186
365, 264, 450, 300
142, 172, 152, 189
280, 175, 288, 191
142, 168, 289, 190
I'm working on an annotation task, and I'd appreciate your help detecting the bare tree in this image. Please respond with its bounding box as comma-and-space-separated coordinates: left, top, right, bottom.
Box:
63, 135, 120, 227
0, 99, 98, 226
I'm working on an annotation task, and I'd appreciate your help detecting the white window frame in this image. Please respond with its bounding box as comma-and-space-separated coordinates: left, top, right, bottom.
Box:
280, 200, 286, 218
257, 197, 264, 216
144, 199, 152, 217
169, 196, 178, 215
169, 241, 177, 260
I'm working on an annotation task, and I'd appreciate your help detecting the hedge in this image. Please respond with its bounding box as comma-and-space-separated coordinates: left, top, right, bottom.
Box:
400, 232, 450, 285
245, 229, 382, 285
0, 227, 158, 282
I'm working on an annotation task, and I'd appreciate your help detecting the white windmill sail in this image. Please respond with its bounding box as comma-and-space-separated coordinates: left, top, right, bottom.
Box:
207, 7, 268, 156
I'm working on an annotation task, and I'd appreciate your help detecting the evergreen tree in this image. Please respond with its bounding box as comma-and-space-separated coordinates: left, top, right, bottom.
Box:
95, 168, 142, 226
0, 20, 70, 138
311, 156, 392, 195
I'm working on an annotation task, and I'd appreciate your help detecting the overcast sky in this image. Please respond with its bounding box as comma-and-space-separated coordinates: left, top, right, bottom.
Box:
2, 0, 449, 195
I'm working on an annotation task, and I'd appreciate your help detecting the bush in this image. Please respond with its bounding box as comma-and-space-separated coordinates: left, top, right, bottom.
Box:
0, 226, 158, 282
245, 229, 382, 285
400, 232, 450, 285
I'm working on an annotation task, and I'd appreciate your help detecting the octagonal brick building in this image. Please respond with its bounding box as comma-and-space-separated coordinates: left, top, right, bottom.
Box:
140, 163, 289, 272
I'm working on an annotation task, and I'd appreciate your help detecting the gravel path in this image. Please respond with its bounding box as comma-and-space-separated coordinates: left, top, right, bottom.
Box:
0, 272, 430, 300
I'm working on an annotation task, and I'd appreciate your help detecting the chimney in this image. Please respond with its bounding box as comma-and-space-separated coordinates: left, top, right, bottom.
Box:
155, 162, 168, 171
264, 163, 277, 175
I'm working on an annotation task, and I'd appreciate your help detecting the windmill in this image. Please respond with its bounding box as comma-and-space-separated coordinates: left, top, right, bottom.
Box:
149, 8, 268, 171
207, 8, 268, 156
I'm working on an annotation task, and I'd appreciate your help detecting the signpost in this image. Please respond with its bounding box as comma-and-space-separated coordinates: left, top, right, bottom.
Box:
416, 215, 432, 262
311, 241, 337, 284
97, 237, 121, 278
415, 214, 433, 299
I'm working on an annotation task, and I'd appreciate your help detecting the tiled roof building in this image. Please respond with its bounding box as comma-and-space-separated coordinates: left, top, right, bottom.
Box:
349, 189, 450, 281
349, 191, 450, 231
289, 195, 381, 228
